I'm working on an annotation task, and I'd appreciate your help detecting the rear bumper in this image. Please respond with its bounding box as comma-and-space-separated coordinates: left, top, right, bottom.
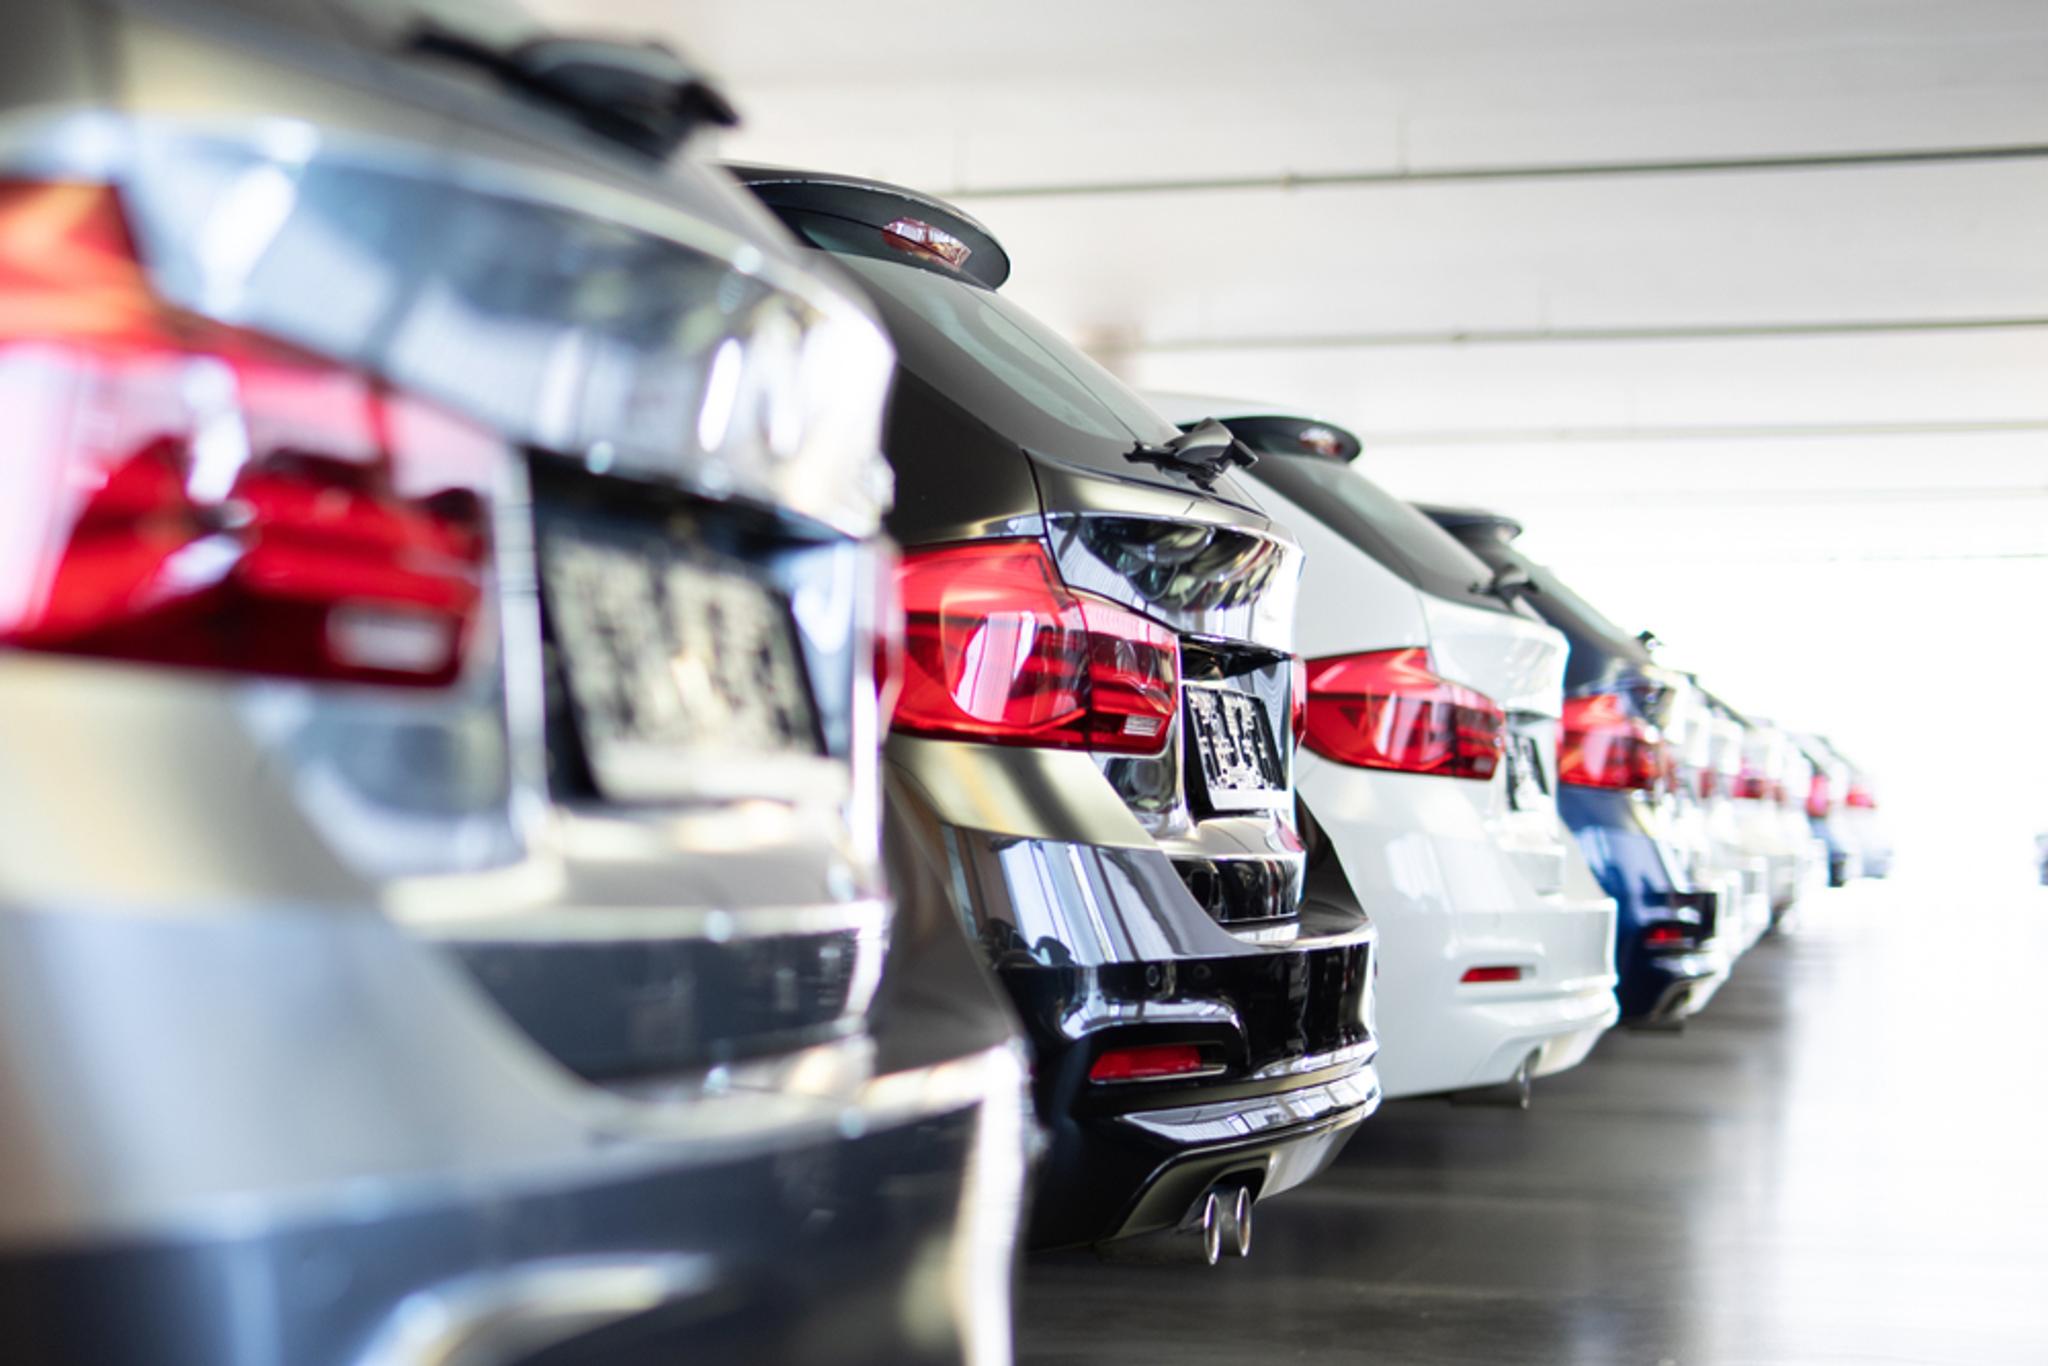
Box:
1559, 788, 1734, 1026
884, 742, 1378, 1249
0, 901, 1031, 1366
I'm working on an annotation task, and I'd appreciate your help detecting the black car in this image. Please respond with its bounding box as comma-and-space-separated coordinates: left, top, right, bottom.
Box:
0, 3, 1028, 1363
734, 167, 1381, 1263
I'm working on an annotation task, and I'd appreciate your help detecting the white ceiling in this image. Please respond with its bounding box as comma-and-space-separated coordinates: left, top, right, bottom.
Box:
545, 0, 2048, 852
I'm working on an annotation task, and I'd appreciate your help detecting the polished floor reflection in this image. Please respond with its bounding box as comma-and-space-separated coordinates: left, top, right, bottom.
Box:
1019, 870, 2048, 1364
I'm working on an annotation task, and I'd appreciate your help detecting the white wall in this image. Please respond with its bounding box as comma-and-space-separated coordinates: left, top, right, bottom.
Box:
547, 0, 2048, 874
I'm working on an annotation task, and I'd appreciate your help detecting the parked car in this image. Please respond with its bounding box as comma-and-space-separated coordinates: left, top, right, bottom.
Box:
1723, 710, 1828, 930
1766, 731, 1837, 918
731, 169, 1381, 1262
1424, 508, 1735, 1026
1667, 680, 1772, 953
1821, 739, 1893, 879
0, 5, 1031, 1363
1794, 733, 1862, 886
1148, 402, 1617, 1105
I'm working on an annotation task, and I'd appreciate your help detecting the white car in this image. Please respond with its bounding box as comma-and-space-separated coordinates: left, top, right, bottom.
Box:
1151, 399, 1619, 1103
1668, 683, 1773, 952
1742, 721, 1833, 922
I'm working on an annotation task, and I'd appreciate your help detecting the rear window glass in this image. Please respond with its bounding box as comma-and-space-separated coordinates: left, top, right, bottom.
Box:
827, 251, 1178, 456
1457, 535, 1655, 668
777, 213, 1261, 503
1246, 456, 1518, 615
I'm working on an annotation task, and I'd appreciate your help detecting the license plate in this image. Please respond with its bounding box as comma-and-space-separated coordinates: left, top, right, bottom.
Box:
1505, 730, 1549, 811
1185, 686, 1286, 811
540, 521, 817, 802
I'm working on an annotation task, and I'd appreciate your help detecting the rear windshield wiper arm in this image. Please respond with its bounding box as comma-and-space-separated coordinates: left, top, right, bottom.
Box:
1127, 418, 1256, 487
410, 23, 738, 160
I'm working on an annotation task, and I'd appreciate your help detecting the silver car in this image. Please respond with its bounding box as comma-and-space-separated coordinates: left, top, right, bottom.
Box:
0, 2, 1028, 1363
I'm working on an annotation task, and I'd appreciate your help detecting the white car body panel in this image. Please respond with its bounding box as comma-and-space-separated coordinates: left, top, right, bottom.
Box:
1240, 466, 1619, 1100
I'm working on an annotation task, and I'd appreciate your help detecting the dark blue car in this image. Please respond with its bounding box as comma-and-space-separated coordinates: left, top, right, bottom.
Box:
1424, 508, 1735, 1025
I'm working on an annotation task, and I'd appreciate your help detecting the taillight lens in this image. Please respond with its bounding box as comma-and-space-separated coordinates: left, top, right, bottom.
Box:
1461, 965, 1525, 984
1301, 647, 1503, 779
892, 539, 1178, 755
1732, 767, 1769, 800
1558, 693, 1668, 791
1807, 771, 1833, 818
1846, 783, 1876, 810
0, 182, 495, 687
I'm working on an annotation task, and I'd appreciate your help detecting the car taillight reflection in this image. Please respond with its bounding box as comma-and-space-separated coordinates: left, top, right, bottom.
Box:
0, 181, 497, 687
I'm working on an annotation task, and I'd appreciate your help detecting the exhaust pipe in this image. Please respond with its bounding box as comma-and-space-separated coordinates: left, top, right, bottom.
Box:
1451, 1051, 1536, 1109
1095, 1191, 1223, 1266
1215, 1185, 1253, 1258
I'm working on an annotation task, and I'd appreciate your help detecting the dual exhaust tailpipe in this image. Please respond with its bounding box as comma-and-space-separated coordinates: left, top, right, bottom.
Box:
1099, 1184, 1253, 1266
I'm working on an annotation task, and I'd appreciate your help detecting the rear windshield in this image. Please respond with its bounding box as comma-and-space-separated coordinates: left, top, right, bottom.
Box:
781, 212, 1252, 502
1455, 535, 1655, 674
1247, 456, 1518, 615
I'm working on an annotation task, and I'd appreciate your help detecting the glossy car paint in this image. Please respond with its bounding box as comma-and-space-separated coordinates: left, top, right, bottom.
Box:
1665, 683, 1773, 952
1149, 402, 1617, 1100
1426, 509, 1736, 1026
0, 4, 1028, 1363
734, 170, 1380, 1250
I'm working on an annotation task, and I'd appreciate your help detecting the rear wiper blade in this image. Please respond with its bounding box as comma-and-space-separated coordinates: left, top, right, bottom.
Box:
410, 23, 738, 160
1127, 418, 1256, 487
1482, 564, 1536, 600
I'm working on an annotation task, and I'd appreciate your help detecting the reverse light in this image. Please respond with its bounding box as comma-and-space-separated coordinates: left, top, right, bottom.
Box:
0, 181, 496, 687
1089, 1043, 1213, 1083
892, 539, 1178, 755
1558, 693, 1669, 792
1301, 647, 1503, 780
1460, 965, 1525, 984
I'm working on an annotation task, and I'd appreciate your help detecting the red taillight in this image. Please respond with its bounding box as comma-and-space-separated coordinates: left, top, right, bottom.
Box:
1089, 1042, 1211, 1083
0, 182, 495, 687
892, 539, 1178, 755
1806, 771, 1833, 818
1460, 965, 1525, 984
1288, 654, 1307, 747
1732, 767, 1769, 800
1846, 783, 1876, 810
1301, 647, 1503, 779
1642, 923, 1695, 951
1558, 693, 1668, 792
1697, 768, 1719, 800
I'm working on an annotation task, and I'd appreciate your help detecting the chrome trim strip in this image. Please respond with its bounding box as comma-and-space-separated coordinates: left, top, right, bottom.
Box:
1114, 1070, 1382, 1146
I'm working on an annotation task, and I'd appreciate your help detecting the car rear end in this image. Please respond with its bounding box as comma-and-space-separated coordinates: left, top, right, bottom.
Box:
0, 6, 1028, 1364
1796, 734, 1863, 886
732, 171, 1380, 1257
1667, 682, 1771, 953
1425, 508, 1735, 1026
1150, 406, 1616, 1102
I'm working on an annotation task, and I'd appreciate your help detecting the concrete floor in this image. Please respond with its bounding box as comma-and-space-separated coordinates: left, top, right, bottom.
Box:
1018, 872, 2048, 1365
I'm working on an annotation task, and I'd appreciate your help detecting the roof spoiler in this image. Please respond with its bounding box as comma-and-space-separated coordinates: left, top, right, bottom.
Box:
726, 164, 1012, 290
1205, 414, 1362, 463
